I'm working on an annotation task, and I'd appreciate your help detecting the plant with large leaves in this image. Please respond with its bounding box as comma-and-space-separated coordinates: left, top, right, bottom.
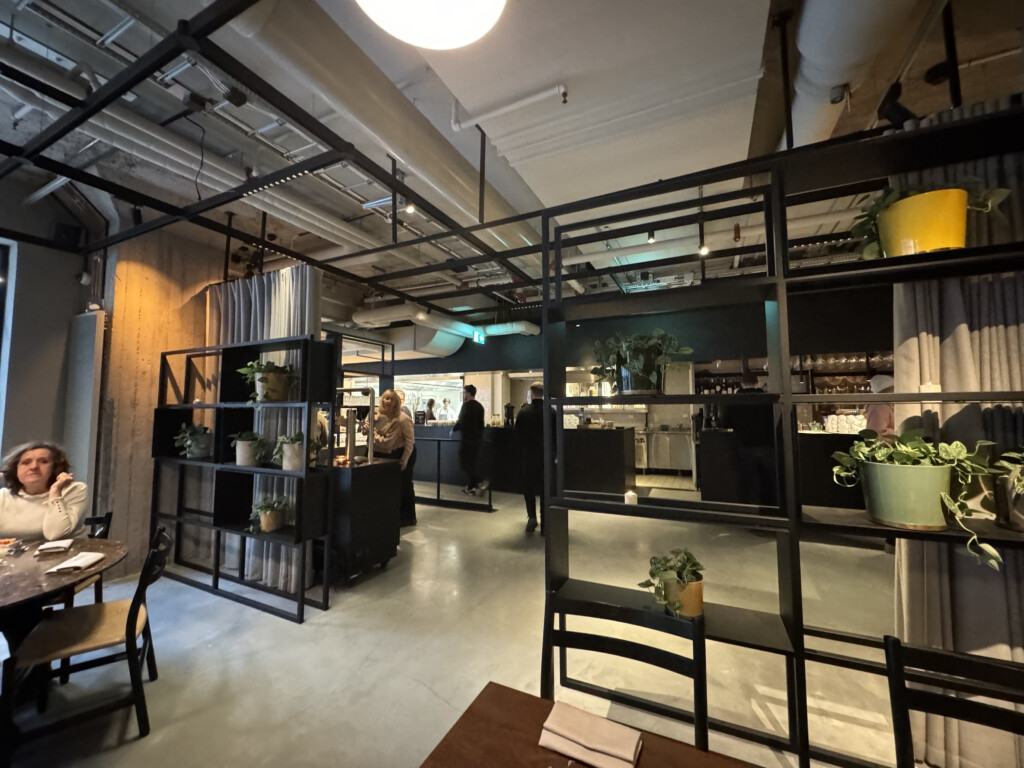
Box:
832, 429, 1002, 569
591, 329, 692, 393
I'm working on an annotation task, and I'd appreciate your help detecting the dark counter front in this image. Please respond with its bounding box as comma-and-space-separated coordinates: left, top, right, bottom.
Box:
329, 460, 401, 580
563, 428, 636, 495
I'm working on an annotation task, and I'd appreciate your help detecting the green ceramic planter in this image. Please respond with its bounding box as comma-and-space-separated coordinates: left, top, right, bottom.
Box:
860, 462, 951, 530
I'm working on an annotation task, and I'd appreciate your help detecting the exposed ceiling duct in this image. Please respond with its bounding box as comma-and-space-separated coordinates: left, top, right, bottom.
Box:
353, 302, 539, 339
786, 0, 922, 147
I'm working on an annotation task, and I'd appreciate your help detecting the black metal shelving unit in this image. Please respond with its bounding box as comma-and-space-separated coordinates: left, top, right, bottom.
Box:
150, 334, 335, 622
537, 110, 1024, 768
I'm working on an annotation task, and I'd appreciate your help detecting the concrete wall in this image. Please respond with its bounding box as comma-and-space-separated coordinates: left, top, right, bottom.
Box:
0, 178, 86, 457
97, 230, 222, 573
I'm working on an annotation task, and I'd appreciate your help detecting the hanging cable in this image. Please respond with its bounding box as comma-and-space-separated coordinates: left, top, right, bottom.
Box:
184, 115, 206, 201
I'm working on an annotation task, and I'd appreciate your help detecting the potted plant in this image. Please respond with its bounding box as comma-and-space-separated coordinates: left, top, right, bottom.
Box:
991, 450, 1024, 532
173, 423, 213, 458
638, 547, 704, 617
236, 360, 297, 402
852, 180, 1010, 260
591, 329, 692, 395
249, 496, 291, 533
273, 431, 305, 472
229, 431, 267, 467
832, 429, 1002, 569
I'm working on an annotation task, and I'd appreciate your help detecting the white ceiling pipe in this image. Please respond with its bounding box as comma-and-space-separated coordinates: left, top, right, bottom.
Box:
207, 0, 540, 254
483, 321, 540, 337
412, 310, 478, 340
451, 84, 567, 132
352, 304, 419, 327
785, 0, 920, 147
562, 209, 857, 268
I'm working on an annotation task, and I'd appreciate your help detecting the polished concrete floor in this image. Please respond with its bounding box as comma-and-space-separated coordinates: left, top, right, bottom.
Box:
6, 489, 897, 767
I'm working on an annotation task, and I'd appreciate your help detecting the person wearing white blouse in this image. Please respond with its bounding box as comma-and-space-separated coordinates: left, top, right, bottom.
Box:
0, 442, 88, 541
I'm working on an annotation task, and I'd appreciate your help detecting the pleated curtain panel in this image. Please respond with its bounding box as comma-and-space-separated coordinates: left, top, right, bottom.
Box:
190, 265, 321, 594
893, 95, 1024, 768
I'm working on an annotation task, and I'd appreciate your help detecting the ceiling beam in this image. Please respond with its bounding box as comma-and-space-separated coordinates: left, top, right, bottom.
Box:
188, 36, 534, 286
0, 225, 80, 254
0, 0, 262, 182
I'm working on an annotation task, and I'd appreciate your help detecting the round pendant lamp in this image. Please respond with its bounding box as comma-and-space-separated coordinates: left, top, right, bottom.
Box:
354, 0, 506, 50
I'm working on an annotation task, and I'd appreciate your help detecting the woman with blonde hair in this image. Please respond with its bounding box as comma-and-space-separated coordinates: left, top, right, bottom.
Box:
364, 390, 417, 526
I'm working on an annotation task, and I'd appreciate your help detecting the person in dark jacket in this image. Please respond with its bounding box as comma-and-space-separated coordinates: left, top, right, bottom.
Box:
452, 384, 486, 494
515, 382, 556, 533
720, 372, 777, 505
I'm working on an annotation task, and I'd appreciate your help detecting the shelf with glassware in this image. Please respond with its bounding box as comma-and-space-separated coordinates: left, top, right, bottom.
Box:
150, 335, 336, 623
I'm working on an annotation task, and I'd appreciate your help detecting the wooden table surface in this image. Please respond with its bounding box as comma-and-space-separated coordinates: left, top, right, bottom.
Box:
0, 538, 127, 610
420, 682, 756, 768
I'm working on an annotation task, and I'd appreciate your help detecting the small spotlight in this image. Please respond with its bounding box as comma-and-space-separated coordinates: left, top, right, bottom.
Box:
699, 245, 710, 256
405, 203, 415, 215
647, 231, 656, 244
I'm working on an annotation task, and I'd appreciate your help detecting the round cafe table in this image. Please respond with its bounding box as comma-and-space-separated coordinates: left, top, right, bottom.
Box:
0, 538, 128, 611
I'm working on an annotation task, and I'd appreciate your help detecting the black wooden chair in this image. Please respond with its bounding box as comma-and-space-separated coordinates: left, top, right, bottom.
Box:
1, 528, 171, 762
541, 578, 709, 751
884, 635, 1024, 768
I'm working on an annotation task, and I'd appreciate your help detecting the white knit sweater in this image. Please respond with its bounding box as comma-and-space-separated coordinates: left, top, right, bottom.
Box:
0, 481, 89, 541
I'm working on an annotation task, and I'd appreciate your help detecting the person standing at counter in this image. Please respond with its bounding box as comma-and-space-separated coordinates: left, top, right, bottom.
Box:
864, 374, 895, 436
425, 398, 437, 422
720, 373, 777, 506
364, 390, 417, 526
396, 389, 413, 419
516, 382, 555, 533
452, 384, 485, 494
436, 397, 456, 421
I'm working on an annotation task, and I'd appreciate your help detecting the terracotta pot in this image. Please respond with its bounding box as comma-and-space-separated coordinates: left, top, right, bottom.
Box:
281, 442, 303, 472
664, 577, 704, 617
258, 509, 284, 533
255, 371, 289, 402
860, 462, 950, 530
235, 440, 259, 467
877, 189, 967, 258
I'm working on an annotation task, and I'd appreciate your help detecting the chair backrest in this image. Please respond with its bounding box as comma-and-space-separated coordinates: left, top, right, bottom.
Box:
84, 511, 113, 539
126, 528, 173, 637
884, 635, 1024, 768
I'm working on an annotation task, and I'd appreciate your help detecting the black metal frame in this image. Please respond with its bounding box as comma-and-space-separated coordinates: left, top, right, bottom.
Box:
411, 435, 494, 512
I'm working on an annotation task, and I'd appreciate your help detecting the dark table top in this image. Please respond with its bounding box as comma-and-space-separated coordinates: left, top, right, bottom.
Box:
0, 538, 127, 610
420, 682, 756, 768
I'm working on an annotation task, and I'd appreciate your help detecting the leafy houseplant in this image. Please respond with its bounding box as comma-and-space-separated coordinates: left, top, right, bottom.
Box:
991, 450, 1024, 532
591, 329, 693, 394
230, 431, 267, 467
832, 430, 1002, 569
273, 431, 306, 472
236, 360, 297, 402
249, 496, 291, 533
173, 423, 212, 458
851, 180, 1010, 260
638, 548, 705, 617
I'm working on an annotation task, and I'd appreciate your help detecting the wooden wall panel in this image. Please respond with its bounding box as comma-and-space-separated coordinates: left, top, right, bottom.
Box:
98, 231, 222, 574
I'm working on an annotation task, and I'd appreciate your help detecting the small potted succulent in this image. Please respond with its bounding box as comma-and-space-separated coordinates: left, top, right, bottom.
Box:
250, 496, 291, 533
591, 329, 692, 395
173, 423, 213, 458
991, 450, 1024, 533
230, 431, 267, 467
832, 429, 1002, 569
237, 359, 297, 402
852, 179, 1010, 260
273, 431, 305, 472
638, 547, 705, 617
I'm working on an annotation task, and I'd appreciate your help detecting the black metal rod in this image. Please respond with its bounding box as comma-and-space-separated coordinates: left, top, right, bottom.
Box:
390, 155, 398, 245
0, 225, 79, 254
477, 125, 486, 223
222, 211, 233, 281
941, 2, 963, 108
774, 11, 795, 150
257, 211, 267, 274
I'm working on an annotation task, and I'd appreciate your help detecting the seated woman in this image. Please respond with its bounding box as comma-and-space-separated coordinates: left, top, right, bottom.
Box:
363, 390, 417, 526
0, 442, 88, 541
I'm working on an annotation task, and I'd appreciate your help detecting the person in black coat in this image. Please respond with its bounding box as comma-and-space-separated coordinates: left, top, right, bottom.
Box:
452, 384, 486, 494
515, 382, 556, 533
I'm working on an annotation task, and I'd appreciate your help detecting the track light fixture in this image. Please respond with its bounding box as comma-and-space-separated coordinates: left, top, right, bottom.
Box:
647, 231, 655, 244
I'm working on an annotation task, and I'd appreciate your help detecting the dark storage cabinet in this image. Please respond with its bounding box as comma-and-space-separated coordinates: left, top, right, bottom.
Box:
563, 428, 636, 495
329, 462, 401, 580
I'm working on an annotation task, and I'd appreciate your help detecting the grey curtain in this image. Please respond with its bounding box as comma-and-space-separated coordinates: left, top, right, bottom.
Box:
203, 265, 321, 593
893, 95, 1024, 768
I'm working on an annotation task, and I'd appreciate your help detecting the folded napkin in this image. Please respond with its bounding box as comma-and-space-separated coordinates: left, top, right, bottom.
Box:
46, 552, 105, 574
539, 702, 642, 768
35, 539, 74, 554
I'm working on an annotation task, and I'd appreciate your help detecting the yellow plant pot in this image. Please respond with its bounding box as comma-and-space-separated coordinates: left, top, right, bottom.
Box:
877, 188, 967, 258
664, 578, 704, 617
259, 510, 284, 533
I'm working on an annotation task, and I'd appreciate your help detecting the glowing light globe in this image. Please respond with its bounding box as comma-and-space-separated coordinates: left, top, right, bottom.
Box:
354, 0, 507, 50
